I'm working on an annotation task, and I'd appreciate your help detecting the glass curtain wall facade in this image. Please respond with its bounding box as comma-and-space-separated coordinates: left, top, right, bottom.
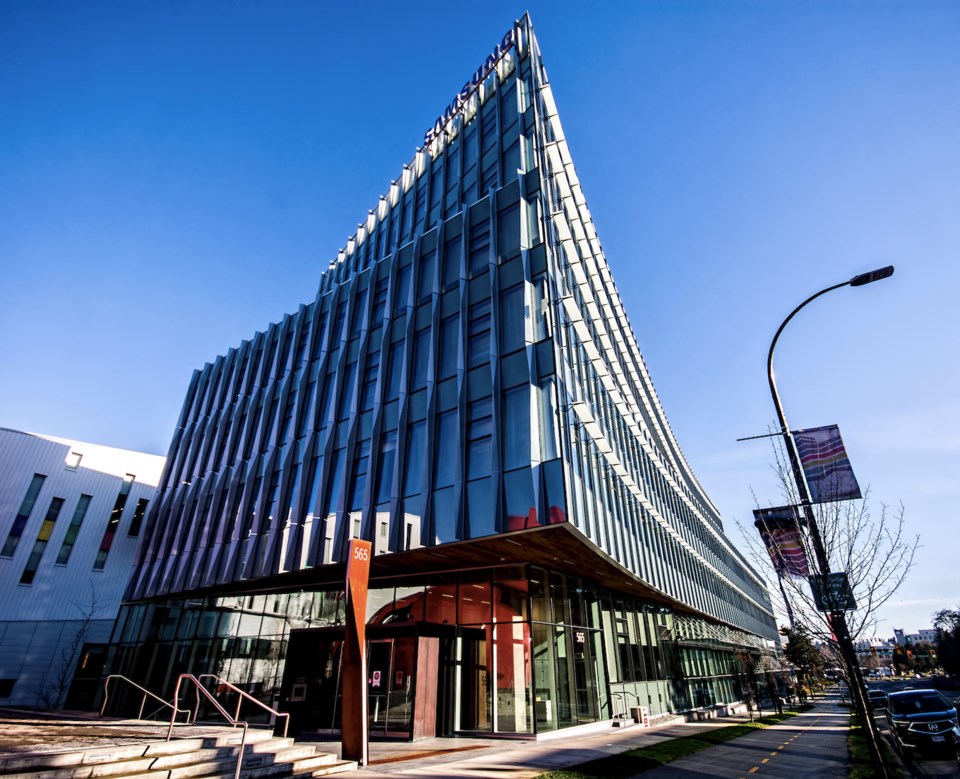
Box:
110, 15, 779, 737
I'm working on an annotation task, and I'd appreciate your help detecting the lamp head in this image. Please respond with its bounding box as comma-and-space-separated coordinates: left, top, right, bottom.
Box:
849, 265, 895, 287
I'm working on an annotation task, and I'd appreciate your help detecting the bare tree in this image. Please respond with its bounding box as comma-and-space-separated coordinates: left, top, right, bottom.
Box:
32, 580, 107, 709
731, 651, 762, 721
740, 439, 918, 651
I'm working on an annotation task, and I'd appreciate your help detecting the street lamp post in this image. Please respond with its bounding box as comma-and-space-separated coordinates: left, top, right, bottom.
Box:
766, 265, 893, 778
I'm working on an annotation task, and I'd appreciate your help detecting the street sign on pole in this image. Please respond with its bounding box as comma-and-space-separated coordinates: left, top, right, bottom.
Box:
809, 572, 856, 612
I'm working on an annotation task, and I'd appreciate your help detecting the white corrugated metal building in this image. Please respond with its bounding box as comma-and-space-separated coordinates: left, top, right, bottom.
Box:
0, 428, 164, 708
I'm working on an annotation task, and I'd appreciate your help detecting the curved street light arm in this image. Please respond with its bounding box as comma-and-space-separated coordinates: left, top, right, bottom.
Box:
766, 280, 850, 440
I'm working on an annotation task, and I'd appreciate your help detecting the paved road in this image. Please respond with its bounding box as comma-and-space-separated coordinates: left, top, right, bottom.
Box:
630, 706, 850, 779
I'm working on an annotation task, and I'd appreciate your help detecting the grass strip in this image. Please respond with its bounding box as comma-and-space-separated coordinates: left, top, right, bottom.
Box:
537, 710, 802, 779
847, 715, 906, 779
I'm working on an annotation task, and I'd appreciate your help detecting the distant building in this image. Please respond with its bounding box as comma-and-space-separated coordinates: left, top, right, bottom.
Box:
0, 428, 164, 708
893, 628, 937, 647
102, 15, 778, 738
855, 636, 895, 670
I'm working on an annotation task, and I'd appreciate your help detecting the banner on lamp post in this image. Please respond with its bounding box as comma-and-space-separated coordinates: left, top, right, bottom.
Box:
793, 424, 862, 503
753, 505, 810, 577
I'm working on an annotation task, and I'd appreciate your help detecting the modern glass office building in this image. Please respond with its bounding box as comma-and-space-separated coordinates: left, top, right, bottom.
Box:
105, 15, 778, 739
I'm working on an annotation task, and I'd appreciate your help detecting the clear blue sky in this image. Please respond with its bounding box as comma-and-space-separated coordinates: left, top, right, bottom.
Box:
2, 1, 957, 635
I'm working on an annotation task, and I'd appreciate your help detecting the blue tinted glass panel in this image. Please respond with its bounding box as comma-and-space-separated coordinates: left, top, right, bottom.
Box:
432, 486, 458, 544
442, 236, 462, 291
502, 386, 531, 471
386, 342, 404, 400
412, 330, 430, 390
434, 411, 458, 487
403, 422, 426, 497
418, 250, 436, 303
497, 203, 521, 259
376, 430, 398, 504
467, 477, 494, 538
394, 265, 411, 313
500, 285, 524, 354
439, 316, 459, 379
504, 468, 536, 530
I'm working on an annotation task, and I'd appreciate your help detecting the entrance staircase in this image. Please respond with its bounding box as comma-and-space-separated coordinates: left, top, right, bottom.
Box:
0, 722, 356, 779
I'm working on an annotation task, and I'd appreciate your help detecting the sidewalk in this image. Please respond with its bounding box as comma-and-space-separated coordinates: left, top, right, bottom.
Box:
328, 695, 844, 778
0, 694, 844, 779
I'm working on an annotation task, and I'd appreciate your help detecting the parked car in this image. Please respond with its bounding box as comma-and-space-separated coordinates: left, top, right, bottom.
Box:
885, 689, 960, 756
867, 688, 888, 710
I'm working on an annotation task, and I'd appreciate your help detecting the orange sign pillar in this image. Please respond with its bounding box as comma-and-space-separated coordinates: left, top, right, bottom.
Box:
341, 539, 372, 766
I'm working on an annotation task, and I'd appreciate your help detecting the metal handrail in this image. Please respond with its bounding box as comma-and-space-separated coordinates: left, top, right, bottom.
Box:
197, 674, 290, 739
100, 675, 184, 721
166, 675, 247, 779
611, 690, 641, 719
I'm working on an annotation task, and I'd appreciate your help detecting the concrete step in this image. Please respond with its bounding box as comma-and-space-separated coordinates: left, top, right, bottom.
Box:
285, 760, 356, 778
0, 724, 351, 779
0, 739, 208, 773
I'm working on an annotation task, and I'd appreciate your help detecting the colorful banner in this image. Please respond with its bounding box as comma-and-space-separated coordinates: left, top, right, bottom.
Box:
753, 506, 810, 577
342, 539, 372, 766
793, 425, 862, 503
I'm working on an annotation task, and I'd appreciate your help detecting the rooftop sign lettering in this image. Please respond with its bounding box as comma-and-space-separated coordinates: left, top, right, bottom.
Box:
423, 26, 517, 146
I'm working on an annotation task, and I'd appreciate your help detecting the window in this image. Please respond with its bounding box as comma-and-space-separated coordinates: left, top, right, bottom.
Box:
372, 276, 389, 322
360, 351, 380, 411
93, 474, 134, 570
467, 299, 491, 368
56, 494, 92, 564
323, 448, 346, 518
277, 387, 297, 444
497, 203, 521, 259
468, 220, 491, 276
434, 411, 459, 488
386, 341, 404, 400
500, 81, 518, 130
500, 284, 525, 354
126, 497, 149, 538
403, 421, 426, 498
532, 277, 551, 341
64, 451, 82, 470
503, 386, 531, 471
20, 497, 65, 584
411, 329, 430, 390
1, 474, 46, 557
333, 299, 348, 342
339, 360, 358, 420
375, 430, 398, 505
349, 289, 367, 339
467, 398, 493, 480
442, 235, 462, 291
394, 265, 412, 314
417, 249, 436, 303
348, 439, 371, 512
504, 468, 536, 529
432, 486, 458, 544
439, 314, 459, 379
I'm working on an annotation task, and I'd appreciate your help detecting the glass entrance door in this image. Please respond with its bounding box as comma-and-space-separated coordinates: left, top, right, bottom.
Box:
367, 637, 415, 736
